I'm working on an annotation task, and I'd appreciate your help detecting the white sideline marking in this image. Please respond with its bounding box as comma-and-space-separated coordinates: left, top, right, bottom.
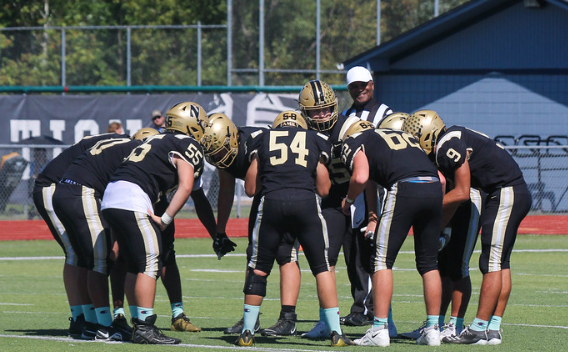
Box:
0, 334, 338, 351
1, 248, 566, 261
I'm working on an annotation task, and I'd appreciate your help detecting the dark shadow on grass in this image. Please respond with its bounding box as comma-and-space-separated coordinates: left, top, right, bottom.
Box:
6, 329, 69, 337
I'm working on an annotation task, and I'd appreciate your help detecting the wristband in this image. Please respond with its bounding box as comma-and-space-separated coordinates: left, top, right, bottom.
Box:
345, 197, 355, 204
161, 212, 173, 225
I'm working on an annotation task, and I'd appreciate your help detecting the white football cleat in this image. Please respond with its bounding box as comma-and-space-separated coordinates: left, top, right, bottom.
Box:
354, 324, 390, 347
416, 324, 440, 346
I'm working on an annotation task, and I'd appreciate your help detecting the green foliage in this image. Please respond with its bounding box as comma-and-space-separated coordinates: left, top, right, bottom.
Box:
0, 0, 469, 87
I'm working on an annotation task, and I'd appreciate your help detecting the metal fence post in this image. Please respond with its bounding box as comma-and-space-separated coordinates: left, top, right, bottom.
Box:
61, 28, 66, 89
197, 21, 202, 86
127, 27, 131, 87
316, 0, 321, 80
259, 0, 265, 86
227, 0, 233, 86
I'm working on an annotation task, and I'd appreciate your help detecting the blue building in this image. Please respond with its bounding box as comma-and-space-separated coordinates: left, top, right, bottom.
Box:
344, 0, 568, 140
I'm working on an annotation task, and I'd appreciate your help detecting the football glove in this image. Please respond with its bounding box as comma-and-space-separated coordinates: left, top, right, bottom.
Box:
438, 228, 452, 252
213, 232, 237, 260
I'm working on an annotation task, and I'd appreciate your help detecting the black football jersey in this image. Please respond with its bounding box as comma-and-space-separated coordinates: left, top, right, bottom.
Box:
110, 132, 204, 204
35, 133, 124, 187
320, 114, 365, 207
341, 128, 439, 189
435, 126, 525, 192
253, 126, 331, 196
61, 138, 142, 196
224, 126, 267, 180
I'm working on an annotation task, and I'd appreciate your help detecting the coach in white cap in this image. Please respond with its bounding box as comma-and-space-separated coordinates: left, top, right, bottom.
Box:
343, 66, 392, 125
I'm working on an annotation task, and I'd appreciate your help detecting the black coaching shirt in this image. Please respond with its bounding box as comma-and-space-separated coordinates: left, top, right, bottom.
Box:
61, 138, 142, 197
250, 126, 331, 197
435, 126, 525, 192
110, 132, 204, 204
224, 126, 267, 180
35, 133, 125, 188
341, 128, 439, 189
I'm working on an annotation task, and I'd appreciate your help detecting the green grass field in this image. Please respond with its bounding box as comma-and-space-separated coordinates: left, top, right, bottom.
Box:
0, 235, 566, 351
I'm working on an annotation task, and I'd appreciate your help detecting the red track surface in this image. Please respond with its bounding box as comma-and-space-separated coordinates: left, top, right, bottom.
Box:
0, 215, 566, 241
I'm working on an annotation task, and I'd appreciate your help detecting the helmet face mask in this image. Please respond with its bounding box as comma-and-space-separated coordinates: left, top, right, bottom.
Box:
132, 127, 160, 141
402, 110, 446, 156
378, 112, 409, 131
201, 113, 239, 169
272, 110, 307, 129
298, 80, 338, 132
165, 101, 209, 140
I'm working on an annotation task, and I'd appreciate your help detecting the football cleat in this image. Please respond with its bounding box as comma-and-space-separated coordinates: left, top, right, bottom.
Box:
68, 314, 85, 338
171, 312, 201, 332
301, 320, 330, 339
132, 314, 181, 345
439, 322, 457, 341
95, 324, 129, 341
340, 312, 373, 326
353, 324, 390, 347
260, 312, 297, 336
330, 331, 354, 346
224, 315, 260, 334
443, 326, 487, 345
486, 329, 502, 345
80, 321, 98, 340
235, 329, 254, 347
400, 320, 426, 340
416, 324, 440, 346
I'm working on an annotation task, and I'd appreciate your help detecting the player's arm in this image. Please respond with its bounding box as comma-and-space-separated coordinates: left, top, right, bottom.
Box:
342, 150, 369, 216
216, 169, 236, 234
316, 161, 331, 197
150, 155, 194, 231
364, 181, 379, 237
441, 159, 471, 227
244, 155, 259, 197
190, 187, 217, 240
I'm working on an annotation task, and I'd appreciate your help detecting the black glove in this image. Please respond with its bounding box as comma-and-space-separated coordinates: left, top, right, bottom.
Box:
213, 232, 237, 260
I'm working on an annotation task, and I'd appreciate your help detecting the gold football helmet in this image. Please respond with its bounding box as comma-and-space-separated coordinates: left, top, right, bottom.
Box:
402, 110, 447, 156
378, 112, 409, 130
201, 113, 239, 169
272, 110, 308, 129
343, 120, 375, 141
298, 80, 338, 132
132, 127, 160, 141
165, 101, 209, 140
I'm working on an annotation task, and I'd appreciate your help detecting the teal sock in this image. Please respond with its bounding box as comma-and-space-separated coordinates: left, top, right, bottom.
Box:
137, 307, 153, 321
488, 316, 502, 331
82, 304, 97, 324
387, 304, 395, 325
171, 302, 184, 319
113, 307, 125, 319
95, 307, 113, 327
323, 307, 342, 335
243, 304, 260, 334
470, 317, 488, 331
439, 315, 446, 327
319, 307, 325, 322
455, 317, 465, 331
71, 305, 83, 321
373, 317, 388, 329
129, 305, 138, 320
426, 315, 439, 328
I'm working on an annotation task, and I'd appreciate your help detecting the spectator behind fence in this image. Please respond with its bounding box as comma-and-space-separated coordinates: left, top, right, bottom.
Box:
107, 122, 124, 134
150, 110, 165, 132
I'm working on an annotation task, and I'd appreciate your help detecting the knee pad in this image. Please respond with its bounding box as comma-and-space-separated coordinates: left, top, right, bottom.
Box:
243, 269, 268, 297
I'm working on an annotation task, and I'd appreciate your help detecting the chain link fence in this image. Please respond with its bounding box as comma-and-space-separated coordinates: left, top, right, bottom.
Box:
1, 143, 567, 220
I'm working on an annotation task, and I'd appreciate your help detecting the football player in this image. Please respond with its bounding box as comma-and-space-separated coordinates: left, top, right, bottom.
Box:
298, 79, 395, 338
52, 128, 158, 341
340, 120, 444, 346
32, 130, 127, 338
100, 101, 208, 345
201, 113, 301, 337
235, 110, 353, 347
402, 110, 531, 345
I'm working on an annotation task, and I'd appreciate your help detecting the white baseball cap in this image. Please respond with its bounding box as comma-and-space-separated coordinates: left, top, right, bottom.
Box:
346, 66, 373, 85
